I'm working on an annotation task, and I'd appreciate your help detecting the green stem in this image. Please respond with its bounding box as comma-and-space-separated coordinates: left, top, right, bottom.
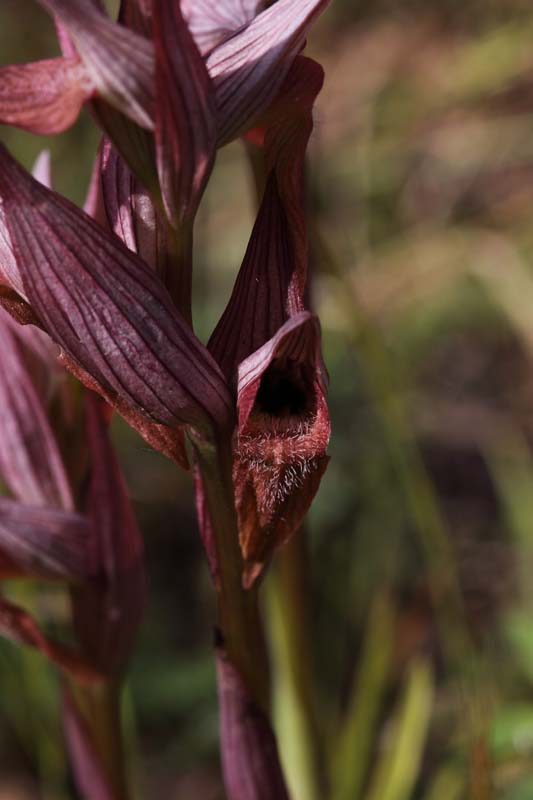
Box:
332, 591, 395, 800
266, 532, 326, 800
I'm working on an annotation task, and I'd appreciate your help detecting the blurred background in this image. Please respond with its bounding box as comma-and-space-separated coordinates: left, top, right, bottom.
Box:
4, 0, 533, 797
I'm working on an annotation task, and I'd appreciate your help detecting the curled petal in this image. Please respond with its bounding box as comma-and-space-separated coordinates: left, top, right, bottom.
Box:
0, 308, 73, 509
235, 313, 330, 586
0, 497, 91, 581
0, 146, 233, 435
38, 0, 155, 129
216, 648, 289, 800
153, 0, 217, 227
0, 57, 92, 135
182, 0, 262, 55
0, 595, 103, 684
208, 0, 330, 145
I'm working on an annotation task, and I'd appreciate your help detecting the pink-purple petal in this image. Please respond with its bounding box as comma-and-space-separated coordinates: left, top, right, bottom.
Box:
209, 57, 324, 382
38, 0, 155, 130
0, 57, 92, 135
32, 150, 53, 189
182, 0, 263, 56
208, 0, 330, 145
0, 202, 25, 298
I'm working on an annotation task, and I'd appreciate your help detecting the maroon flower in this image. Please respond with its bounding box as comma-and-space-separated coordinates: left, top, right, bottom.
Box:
206, 58, 331, 585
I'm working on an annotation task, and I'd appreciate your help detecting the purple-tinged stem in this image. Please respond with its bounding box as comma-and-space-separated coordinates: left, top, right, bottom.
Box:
193, 433, 289, 799
164, 222, 194, 327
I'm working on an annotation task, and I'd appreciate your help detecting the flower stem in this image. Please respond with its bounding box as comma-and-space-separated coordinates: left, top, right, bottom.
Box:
194, 437, 269, 709
165, 222, 194, 327
193, 434, 291, 799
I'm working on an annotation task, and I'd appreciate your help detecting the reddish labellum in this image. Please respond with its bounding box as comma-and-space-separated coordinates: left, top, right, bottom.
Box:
234, 313, 330, 587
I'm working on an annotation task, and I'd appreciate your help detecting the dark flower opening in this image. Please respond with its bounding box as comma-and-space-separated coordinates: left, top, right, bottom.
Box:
254, 359, 314, 419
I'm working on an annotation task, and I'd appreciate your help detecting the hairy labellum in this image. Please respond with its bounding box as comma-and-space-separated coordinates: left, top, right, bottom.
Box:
234, 313, 330, 586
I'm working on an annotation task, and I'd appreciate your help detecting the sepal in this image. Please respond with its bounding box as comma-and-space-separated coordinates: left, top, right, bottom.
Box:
38, 0, 155, 129
0, 146, 233, 436
208, 0, 330, 145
